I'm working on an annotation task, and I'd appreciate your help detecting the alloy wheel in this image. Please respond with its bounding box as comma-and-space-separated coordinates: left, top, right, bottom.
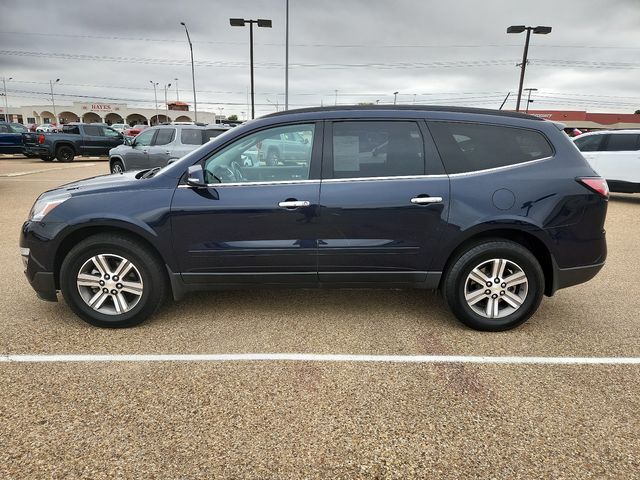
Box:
76, 254, 144, 315
464, 258, 528, 319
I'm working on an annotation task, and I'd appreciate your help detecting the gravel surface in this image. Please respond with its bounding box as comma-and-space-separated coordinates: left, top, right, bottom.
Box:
1, 159, 639, 478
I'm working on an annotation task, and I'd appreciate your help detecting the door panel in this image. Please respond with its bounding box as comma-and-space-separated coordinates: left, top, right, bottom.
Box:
318, 120, 450, 284
171, 183, 320, 283
170, 122, 323, 285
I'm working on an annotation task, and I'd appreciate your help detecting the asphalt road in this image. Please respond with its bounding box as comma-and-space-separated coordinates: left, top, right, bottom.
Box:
1, 157, 639, 479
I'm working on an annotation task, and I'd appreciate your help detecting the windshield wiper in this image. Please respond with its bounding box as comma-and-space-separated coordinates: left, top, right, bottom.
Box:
140, 167, 162, 179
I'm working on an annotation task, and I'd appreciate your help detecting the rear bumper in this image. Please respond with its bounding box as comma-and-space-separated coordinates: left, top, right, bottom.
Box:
23, 145, 50, 156
550, 260, 605, 296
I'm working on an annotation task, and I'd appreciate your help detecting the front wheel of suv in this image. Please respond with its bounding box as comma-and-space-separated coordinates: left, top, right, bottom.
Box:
59, 233, 168, 328
443, 240, 544, 331
110, 159, 125, 174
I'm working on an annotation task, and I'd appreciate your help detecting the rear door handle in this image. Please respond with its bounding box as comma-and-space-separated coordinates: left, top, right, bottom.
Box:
278, 200, 310, 208
411, 196, 443, 205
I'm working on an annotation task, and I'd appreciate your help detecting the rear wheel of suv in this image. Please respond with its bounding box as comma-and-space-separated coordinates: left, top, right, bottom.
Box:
111, 159, 125, 174
60, 233, 168, 328
443, 240, 544, 331
56, 145, 75, 162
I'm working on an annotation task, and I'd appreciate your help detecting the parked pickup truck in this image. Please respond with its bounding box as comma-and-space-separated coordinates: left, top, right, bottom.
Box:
22, 122, 125, 162
0, 121, 29, 155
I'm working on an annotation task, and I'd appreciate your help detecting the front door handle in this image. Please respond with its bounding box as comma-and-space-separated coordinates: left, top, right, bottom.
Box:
278, 200, 310, 208
411, 196, 443, 205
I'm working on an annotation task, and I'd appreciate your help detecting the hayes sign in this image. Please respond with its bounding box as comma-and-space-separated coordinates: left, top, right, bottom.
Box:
81, 103, 120, 112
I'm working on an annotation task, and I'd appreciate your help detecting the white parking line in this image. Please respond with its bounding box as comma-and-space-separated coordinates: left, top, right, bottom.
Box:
0, 163, 96, 177
1, 353, 639, 365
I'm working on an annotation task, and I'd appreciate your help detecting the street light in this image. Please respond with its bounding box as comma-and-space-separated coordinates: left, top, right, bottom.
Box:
217, 107, 224, 124
266, 97, 279, 112
393, 91, 399, 105
523, 87, 538, 113
230, 17, 273, 119
174, 78, 179, 102
49, 79, 60, 125
150, 81, 159, 125
164, 83, 172, 122
507, 25, 552, 111
180, 22, 198, 122
1, 77, 11, 122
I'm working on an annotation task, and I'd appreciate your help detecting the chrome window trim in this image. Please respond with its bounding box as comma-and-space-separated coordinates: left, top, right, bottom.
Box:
447, 155, 554, 177
178, 179, 320, 188
323, 174, 448, 183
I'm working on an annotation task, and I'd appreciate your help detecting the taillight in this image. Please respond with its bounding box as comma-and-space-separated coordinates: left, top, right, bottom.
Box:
256, 141, 262, 150
37, 134, 45, 144
577, 177, 609, 199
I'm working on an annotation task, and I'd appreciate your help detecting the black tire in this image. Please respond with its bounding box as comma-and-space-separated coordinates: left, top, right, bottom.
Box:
56, 145, 75, 162
442, 240, 544, 331
111, 159, 125, 174
40, 156, 54, 162
59, 233, 168, 328
266, 148, 280, 166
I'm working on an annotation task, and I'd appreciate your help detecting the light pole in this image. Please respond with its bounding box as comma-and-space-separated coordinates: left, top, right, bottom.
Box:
164, 83, 172, 122
267, 97, 279, 112
334, 89, 338, 106
393, 91, 399, 105
49, 79, 60, 125
1, 77, 11, 122
174, 78, 179, 102
180, 22, 198, 122
507, 25, 552, 111
217, 107, 224, 124
524, 87, 538, 113
241, 111, 246, 121
230, 18, 272, 120
150, 81, 159, 125
285, 0, 289, 110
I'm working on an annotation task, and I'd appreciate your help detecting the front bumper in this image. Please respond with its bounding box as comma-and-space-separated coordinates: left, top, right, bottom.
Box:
20, 221, 59, 302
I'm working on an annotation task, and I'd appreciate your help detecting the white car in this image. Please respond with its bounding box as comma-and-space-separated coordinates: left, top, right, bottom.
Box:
573, 130, 640, 193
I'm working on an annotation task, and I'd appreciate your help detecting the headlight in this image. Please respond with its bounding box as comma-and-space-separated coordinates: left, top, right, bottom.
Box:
29, 193, 71, 221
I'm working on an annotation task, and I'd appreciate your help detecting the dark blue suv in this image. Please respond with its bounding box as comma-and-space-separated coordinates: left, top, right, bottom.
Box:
20, 106, 608, 331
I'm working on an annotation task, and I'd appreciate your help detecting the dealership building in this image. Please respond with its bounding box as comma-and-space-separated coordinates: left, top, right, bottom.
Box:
0, 101, 222, 126
526, 110, 640, 130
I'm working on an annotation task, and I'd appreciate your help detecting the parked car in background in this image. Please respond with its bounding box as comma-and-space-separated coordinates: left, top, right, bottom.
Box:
110, 123, 128, 134
23, 123, 125, 162
256, 129, 312, 165
21, 106, 608, 330
35, 124, 59, 133
203, 125, 232, 142
109, 124, 207, 173
123, 125, 147, 138
573, 129, 640, 193
0, 121, 28, 154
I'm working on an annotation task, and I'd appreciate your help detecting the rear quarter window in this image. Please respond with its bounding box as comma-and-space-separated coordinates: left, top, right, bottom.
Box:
181, 129, 204, 145
428, 122, 553, 174
605, 134, 640, 152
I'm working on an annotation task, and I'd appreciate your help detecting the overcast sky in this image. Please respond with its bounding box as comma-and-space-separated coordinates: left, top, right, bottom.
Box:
1, 0, 639, 119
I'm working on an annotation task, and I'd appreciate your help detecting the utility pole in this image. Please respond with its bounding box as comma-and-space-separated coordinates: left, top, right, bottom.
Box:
285, 0, 289, 110
1, 77, 11, 122
524, 87, 538, 113
164, 83, 172, 122
150, 81, 159, 125
49, 79, 60, 125
507, 25, 552, 111
180, 22, 198, 122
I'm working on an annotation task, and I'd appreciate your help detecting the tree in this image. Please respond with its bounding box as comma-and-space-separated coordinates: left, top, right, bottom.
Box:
227, 114, 238, 122
635, 109, 640, 115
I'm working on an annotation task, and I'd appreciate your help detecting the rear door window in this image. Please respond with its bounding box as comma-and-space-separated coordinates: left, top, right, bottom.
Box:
605, 134, 640, 152
428, 122, 553, 174
83, 125, 103, 136
153, 128, 176, 146
62, 125, 81, 135
330, 121, 425, 178
181, 128, 204, 145
573, 134, 604, 152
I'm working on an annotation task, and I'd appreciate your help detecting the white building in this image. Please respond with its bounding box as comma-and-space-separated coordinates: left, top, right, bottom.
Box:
1, 101, 221, 126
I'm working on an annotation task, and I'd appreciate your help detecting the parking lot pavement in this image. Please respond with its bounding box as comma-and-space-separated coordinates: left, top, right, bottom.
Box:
1, 159, 639, 478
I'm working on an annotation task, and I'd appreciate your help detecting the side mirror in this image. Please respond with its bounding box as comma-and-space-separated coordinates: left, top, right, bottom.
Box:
187, 164, 206, 187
